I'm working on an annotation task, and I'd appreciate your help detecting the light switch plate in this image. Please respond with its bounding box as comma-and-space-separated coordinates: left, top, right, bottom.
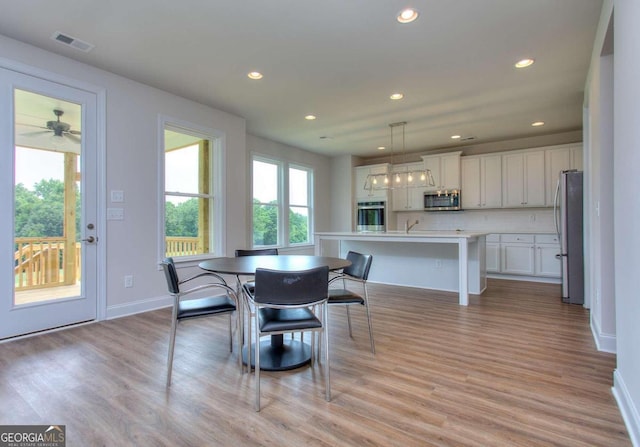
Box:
111, 190, 124, 203
107, 208, 124, 220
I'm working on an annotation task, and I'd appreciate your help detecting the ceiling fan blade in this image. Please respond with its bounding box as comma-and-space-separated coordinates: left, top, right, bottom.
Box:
65, 133, 82, 144
69, 130, 82, 135
21, 130, 52, 137
17, 123, 49, 130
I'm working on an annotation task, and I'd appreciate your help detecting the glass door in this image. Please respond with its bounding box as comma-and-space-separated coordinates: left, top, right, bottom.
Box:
0, 68, 98, 339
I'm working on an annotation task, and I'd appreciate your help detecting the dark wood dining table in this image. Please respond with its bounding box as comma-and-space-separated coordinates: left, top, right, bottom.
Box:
198, 255, 351, 371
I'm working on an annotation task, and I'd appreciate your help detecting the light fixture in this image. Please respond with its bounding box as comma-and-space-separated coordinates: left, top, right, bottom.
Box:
531, 121, 545, 127
304, 115, 317, 120
390, 93, 404, 100
451, 135, 461, 139
515, 58, 535, 68
247, 71, 263, 80
397, 8, 419, 24
364, 122, 435, 191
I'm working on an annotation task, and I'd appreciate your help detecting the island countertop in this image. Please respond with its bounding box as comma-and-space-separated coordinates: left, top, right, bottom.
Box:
314, 231, 488, 306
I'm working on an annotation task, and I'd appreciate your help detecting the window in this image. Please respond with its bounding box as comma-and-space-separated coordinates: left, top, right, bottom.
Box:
252, 156, 313, 248
162, 123, 222, 258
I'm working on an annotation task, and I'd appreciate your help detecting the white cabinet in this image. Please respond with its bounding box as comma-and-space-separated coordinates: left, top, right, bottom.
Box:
500, 234, 535, 275
355, 163, 390, 200
421, 151, 461, 192
487, 233, 561, 279
544, 143, 583, 206
461, 154, 502, 209
391, 162, 428, 211
486, 234, 500, 273
534, 234, 561, 277
502, 150, 546, 208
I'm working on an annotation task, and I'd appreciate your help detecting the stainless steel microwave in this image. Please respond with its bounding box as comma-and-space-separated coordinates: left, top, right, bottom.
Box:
424, 191, 461, 211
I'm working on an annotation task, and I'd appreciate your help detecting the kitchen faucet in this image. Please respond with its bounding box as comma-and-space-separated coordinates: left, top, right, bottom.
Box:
405, 219, 419, 233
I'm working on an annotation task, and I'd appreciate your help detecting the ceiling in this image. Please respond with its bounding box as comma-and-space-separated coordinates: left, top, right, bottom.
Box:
1, 0, 603, 158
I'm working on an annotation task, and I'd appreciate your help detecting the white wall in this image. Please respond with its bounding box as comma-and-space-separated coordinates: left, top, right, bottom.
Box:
611, 0, 640, 444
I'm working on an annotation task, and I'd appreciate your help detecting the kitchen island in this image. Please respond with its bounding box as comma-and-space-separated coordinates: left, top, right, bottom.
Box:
314, 231, 487, 306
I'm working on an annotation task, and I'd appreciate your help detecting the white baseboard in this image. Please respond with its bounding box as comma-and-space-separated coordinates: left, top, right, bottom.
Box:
591, 314, 617, 353
613, 369, 640, 447
486, 273, 561, 284
106, 294, 172, 320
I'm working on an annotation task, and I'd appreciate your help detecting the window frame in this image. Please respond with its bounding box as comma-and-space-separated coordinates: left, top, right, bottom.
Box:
158, 116, 226, 262
251, 154, 314, 249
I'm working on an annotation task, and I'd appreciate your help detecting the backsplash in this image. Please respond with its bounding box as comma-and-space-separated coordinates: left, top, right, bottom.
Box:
395, 208, 555, 234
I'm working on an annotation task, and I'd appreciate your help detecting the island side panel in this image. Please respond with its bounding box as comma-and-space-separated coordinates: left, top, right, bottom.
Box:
339, 240, 461, 293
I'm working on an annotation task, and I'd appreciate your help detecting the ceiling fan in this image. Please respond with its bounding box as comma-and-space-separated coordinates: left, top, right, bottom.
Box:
20, 109, 82, 144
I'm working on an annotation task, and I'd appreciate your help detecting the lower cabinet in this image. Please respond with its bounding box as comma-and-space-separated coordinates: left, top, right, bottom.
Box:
487, 233, 560, 280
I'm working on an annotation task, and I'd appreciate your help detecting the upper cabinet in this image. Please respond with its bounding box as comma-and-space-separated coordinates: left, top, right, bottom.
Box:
544, 143, 583, 206
461, 154, 502, 209
501, 150, 546, 208
421, 151, 462, 192
354, 163, 391, 200
391, 162, 429, 211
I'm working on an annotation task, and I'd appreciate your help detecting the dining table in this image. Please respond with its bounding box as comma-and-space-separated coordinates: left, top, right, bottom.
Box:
198, 254, 351, 371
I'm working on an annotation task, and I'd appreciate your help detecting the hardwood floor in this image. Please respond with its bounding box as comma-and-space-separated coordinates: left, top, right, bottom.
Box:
0, 279, 630, 446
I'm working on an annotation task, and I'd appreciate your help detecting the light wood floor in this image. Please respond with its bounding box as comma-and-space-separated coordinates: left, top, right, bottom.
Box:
0, 279, 630, 446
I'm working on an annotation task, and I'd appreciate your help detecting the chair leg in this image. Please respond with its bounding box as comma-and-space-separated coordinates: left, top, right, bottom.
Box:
364, 287, 375, 354
346, 305, 353, 337
166, 317, 178, 387
323, 303, 331, 402
254, 313, 261, 411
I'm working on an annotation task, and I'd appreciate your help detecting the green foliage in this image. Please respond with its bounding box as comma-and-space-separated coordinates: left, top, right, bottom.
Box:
165, 198, 199, 237
289, 207, 309, 244
252, 199, 309, 246
14, 179, 80, 238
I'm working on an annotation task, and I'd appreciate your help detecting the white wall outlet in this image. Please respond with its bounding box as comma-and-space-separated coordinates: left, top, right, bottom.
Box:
111, 190, 124, 203
530, 214, 536, 222
124, 275, 134, 288
435, 259, 442, 268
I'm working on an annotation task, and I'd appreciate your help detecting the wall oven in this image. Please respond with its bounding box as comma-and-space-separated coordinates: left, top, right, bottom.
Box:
356, 201, 386, 232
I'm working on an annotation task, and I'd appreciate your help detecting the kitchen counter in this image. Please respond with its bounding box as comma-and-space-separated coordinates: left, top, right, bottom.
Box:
315, 231, 488, 306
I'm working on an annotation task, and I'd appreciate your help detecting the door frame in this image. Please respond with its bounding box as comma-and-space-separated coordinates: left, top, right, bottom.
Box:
0, 57, 107, 336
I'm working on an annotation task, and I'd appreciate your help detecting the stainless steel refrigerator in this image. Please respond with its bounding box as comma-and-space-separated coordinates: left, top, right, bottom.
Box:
554, 170, 584, 305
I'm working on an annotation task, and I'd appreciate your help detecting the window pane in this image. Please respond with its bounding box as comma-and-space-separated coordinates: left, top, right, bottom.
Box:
253, 203, 278, 246
165, 196, 203, 256
253, 160, 278, 203
289, 167, 308, 206
165, 144, 199, 194
289, 206, 309, 244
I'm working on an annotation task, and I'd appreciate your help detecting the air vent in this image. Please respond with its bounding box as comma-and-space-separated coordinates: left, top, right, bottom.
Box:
51, 32, 94, 53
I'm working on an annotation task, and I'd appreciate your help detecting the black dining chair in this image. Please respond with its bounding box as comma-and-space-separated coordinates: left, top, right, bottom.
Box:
328, 251, 375, 354
161, 257, 241, 386
235, 248, 278, 372
251, 266, 330, 411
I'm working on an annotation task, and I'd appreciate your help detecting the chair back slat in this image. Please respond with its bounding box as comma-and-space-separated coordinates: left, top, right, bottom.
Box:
343, 251, 373, 280
235, 248, 278, 257
161, 257, 180, 294
254, 266, 328, 305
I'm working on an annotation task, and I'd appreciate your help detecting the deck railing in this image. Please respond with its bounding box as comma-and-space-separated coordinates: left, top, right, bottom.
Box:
165, 236, 200, 257
14, 237, 81, 291
14, 236, 200, 291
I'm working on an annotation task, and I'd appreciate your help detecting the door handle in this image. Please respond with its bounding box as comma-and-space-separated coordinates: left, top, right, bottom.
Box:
82, 236, 96, 243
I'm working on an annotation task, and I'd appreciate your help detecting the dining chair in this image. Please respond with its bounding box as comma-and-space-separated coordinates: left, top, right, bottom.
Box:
251, 266, 330, 411
161, 257, 241, 387
327, 251, 375, 354
235, 248, 278, 372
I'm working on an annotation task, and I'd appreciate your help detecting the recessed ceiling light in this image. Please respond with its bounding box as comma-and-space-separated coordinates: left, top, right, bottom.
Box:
397, 8, 419, 24
247, 71, 263, 80
451, 135, 461, 139
378, 146, 386, 150
515, 58, 535, 68
305, 115, 317, 121
390, 93, 404, 100
531, 121, 545, 127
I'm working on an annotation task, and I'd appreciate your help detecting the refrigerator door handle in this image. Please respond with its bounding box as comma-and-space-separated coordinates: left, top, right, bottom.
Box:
553, 175, 561, 238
